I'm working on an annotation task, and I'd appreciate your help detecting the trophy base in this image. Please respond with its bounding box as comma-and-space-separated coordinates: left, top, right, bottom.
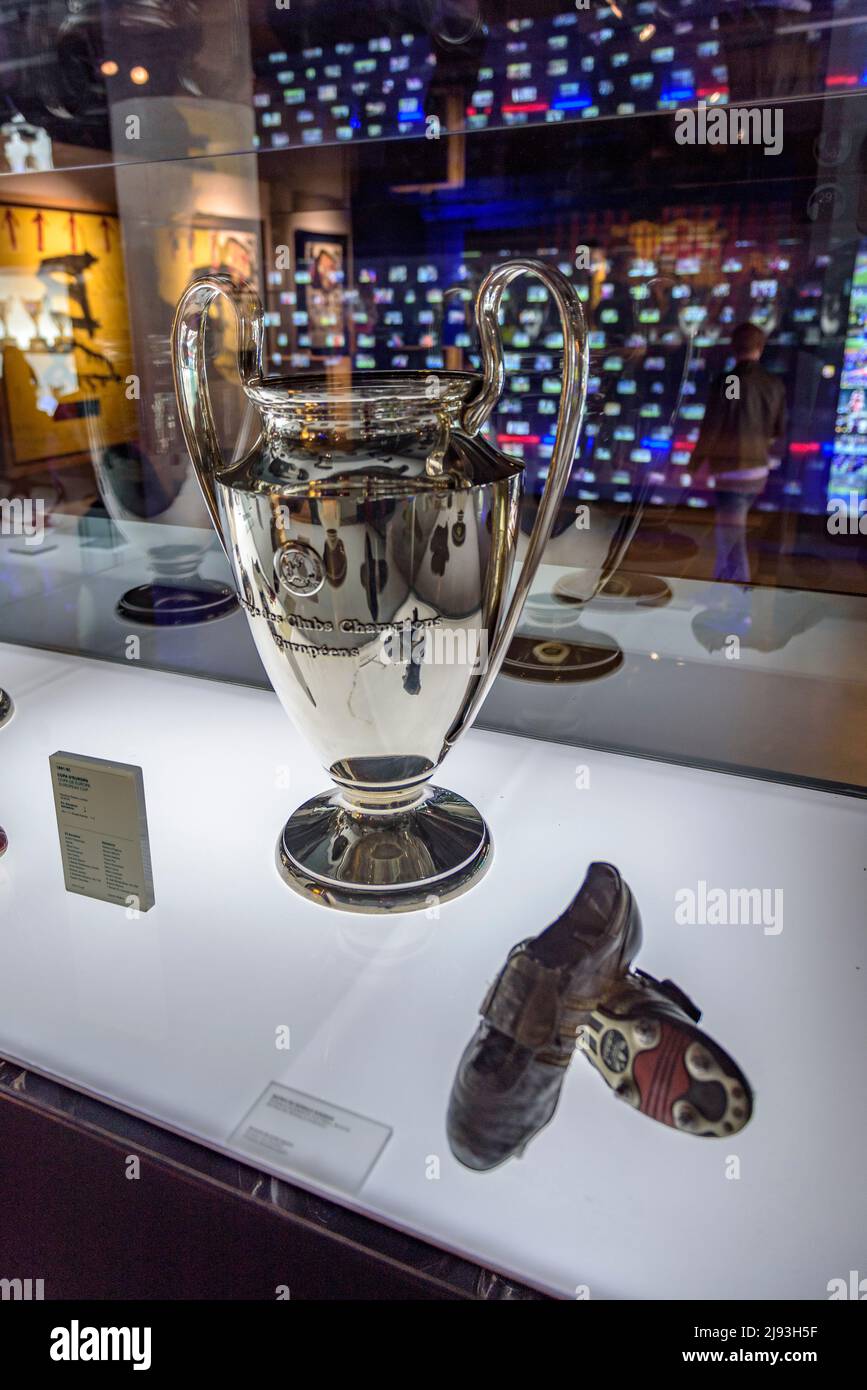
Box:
554, 570, 673, 611
503, 631, 623, 683
117, 581, 237, 627
0, 689, 13, 727
276, 784, 492, 913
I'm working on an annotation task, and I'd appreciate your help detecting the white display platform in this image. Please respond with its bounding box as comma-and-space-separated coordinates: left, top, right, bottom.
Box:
3, 522, 866, 786
0, 639, 864, 1299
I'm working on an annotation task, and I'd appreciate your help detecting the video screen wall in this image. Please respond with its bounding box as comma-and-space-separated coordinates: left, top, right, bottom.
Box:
251, 2, 867, 150
829, 241, 867, 505
249, 4, 866, 519
3, 2, 861, 526
264, 203, 857, 517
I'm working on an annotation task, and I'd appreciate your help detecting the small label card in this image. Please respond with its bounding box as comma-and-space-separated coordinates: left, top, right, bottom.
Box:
49, 751, 155, 912
231, 1083, 392, 1194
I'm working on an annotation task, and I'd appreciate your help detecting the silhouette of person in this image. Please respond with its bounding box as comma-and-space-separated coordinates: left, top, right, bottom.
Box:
689, 322, 786, 584
430, 522, 449, 577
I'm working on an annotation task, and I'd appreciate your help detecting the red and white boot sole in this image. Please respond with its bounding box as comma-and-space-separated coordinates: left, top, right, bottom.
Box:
576, 1008, 753, 1137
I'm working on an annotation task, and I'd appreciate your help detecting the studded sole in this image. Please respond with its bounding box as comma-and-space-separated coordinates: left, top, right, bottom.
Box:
576, 1008, 753, 1137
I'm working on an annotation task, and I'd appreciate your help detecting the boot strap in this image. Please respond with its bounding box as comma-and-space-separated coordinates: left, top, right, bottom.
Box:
635, 969, 702, 1022
480, 952, 561, 1048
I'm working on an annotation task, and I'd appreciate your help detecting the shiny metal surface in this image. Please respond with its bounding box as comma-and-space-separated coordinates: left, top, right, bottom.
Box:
277, 784, 491, 912
0, 688, 12, 727
173, 261, 588, 910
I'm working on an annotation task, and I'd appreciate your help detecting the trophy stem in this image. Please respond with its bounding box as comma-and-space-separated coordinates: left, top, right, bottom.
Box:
329, 781, 430, 815
276, 783, 492, 914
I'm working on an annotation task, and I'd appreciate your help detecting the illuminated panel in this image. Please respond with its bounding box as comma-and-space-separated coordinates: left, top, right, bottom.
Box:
829, 244, 867, 509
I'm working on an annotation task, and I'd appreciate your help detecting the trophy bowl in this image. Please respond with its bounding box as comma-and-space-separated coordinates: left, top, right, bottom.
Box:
173, 260, 587, 912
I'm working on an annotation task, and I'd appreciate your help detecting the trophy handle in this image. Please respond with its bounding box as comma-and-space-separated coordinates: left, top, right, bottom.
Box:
171, 274, 265, 560
449, 258, 589, 743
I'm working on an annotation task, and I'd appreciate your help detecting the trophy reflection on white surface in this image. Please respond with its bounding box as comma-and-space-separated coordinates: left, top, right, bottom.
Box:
88, 333, 238, 626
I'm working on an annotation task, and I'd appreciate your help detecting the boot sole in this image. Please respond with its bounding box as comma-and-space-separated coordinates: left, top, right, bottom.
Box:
576, 1007, 753, 1137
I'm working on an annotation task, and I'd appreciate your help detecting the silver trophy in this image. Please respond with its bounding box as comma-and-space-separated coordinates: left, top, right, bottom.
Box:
172, 261, 587, 911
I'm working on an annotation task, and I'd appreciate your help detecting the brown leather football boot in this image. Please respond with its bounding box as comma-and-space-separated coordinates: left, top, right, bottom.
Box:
447, 862, 642, 1171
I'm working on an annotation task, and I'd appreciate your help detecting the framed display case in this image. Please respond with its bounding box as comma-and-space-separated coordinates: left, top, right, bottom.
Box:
0, 0, 865, 1321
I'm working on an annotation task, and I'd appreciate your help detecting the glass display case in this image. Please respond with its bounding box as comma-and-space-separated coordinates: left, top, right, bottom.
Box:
0, 0, 865, 1307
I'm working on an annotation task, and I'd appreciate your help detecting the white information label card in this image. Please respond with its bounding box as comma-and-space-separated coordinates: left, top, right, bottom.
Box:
231, 1082, 392, 1194
49, 751, 155, 912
